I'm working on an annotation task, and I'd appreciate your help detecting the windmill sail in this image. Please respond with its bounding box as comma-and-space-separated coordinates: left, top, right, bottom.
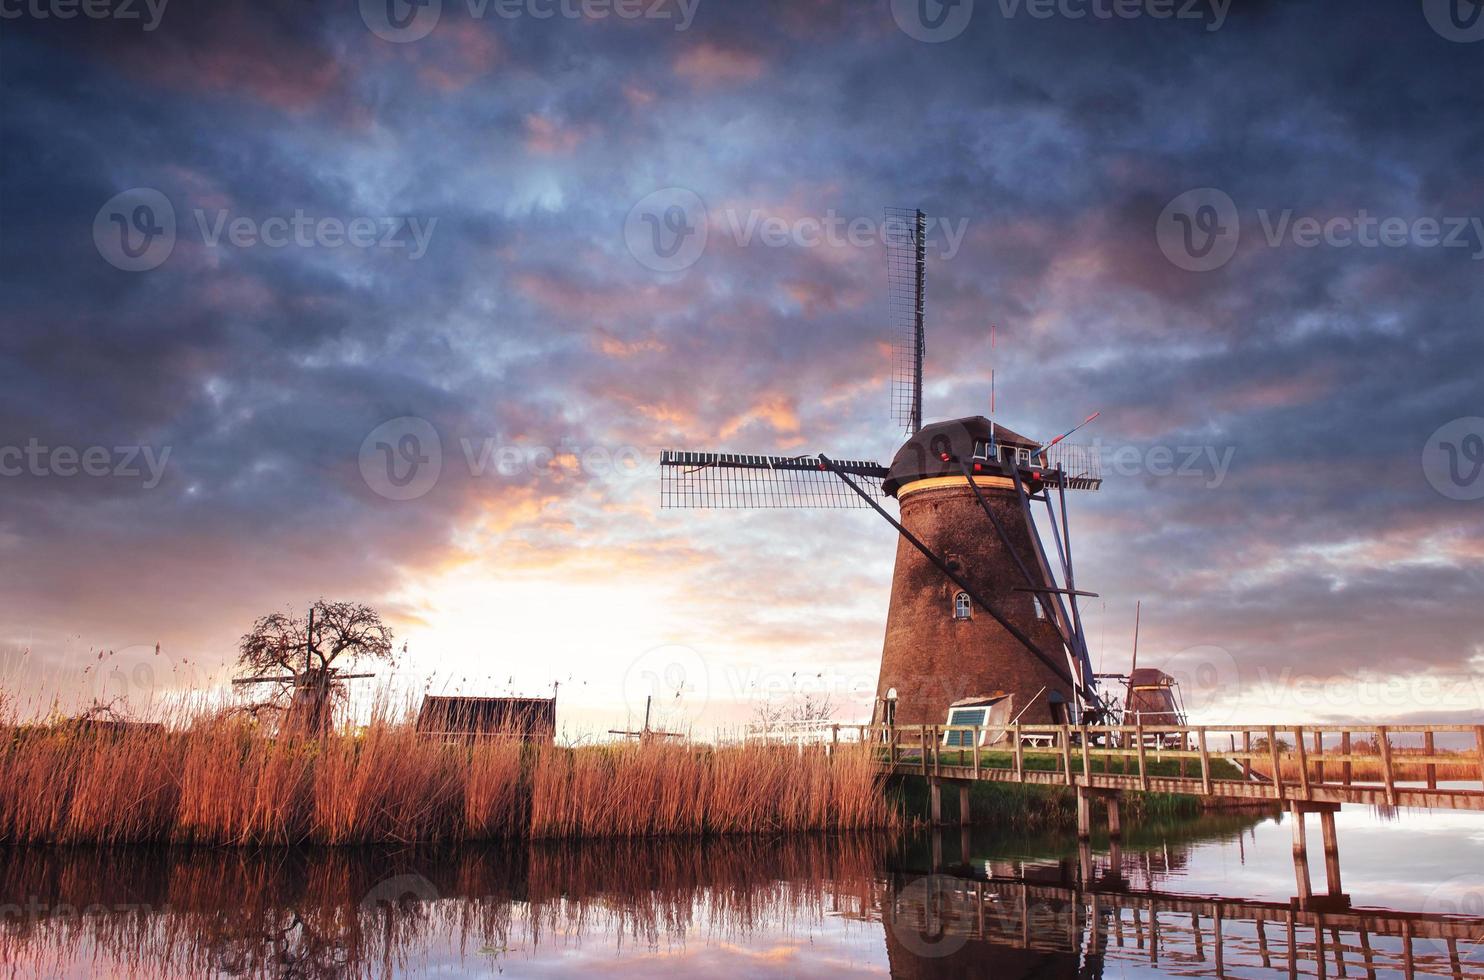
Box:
885, 207, 926, 436
659, 451, 887, 508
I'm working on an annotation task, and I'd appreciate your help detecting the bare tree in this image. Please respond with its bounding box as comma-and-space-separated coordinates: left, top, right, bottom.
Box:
236, 600, 394, 735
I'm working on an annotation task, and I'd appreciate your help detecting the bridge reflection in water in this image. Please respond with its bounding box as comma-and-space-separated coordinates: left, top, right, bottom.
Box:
885, 836, 1483, 978
0, 824, 1479, 978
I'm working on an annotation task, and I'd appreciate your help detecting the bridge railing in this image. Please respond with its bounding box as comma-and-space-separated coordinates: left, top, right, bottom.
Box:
835, 722, 1484, 806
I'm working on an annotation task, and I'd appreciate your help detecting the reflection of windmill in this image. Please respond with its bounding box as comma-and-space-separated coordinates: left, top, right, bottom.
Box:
232, 608, 375, 736
661, 208, 1107, 727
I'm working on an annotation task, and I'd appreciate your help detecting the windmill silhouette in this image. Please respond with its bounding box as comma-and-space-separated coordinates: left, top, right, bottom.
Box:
660, 208, 1108, 727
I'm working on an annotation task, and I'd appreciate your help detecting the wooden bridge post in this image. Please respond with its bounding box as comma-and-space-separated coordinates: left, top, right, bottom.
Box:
1197, 728, 1212, 796
1267, 726, 1285, 801
972, 727, 981, 780
1477, 726, 1484, 792
1319, 807, 1344, 897
1313, 730, 1325, 784
1340, 730, 1352, 786
1289, 804, 1313, 902
1013, 724, 1024, 781
1294, 727, 1311, 800
960, 783, 972, 826
1107, 793, 1122, 839
1241, 730, 1252, 781
1062, 726, 1075, 787
1135, 722, 1150, 792
1077, 786, 1093, 840
930, 778, 943, 826
1424, 729, 1437, 791
1081, 726, 1093, 788
920, 726, 928, 778
1377, 726, 1397, 807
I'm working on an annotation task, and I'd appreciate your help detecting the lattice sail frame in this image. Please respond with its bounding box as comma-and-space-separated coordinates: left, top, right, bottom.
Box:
885, 207, 926, 436
659, 451, 888, 509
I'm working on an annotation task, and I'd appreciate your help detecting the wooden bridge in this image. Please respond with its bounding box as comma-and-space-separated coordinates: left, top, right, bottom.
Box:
823, 721, 1484, 907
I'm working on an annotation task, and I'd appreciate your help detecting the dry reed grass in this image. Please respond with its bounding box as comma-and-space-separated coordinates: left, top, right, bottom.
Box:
0, 714, 896, 846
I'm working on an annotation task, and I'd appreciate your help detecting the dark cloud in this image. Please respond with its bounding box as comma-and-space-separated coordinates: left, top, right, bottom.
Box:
1, 0, 1480, 722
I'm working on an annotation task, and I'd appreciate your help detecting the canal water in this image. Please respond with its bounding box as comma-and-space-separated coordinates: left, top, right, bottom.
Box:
1, 803, 1480, 977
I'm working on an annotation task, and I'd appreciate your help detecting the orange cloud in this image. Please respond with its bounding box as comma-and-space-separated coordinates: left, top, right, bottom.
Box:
673, 43, 766, 86
524, 114, 589, 156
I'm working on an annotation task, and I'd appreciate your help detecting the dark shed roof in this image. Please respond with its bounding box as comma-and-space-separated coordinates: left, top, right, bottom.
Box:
415, 695, 556, 742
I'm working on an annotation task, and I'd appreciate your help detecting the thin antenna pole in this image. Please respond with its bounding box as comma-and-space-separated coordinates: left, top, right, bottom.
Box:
1129, 600, 1142, 676
912, 209, 926, 434
990, 324, 996, 418
644, 694, 652, 734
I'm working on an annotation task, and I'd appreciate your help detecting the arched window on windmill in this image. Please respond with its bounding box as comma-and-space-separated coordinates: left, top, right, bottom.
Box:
953, 591, 972, 620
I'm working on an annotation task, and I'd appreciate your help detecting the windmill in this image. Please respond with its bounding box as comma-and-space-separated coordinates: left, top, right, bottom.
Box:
659, 208, 1108, 728
231, 606, 377, 736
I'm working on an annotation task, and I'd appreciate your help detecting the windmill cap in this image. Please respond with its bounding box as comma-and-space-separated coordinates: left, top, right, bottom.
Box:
882, 416, 1039, 496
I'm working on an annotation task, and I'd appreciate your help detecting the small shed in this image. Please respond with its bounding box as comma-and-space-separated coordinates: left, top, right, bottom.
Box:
415, 695, 556, 743
941, 693, 1014, 747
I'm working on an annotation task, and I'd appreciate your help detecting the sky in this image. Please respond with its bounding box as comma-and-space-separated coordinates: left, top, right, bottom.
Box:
1, 0, 1482, 736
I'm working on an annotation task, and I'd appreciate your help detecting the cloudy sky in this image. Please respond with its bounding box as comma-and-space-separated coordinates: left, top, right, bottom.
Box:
1, 0, 1481, 735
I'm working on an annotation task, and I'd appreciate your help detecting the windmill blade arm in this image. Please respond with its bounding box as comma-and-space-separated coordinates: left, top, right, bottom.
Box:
659, 450, 887, 508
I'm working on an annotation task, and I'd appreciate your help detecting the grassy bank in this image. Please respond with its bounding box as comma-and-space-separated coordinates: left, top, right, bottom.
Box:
0, 717, 896, 846
889, 777, 1215, 832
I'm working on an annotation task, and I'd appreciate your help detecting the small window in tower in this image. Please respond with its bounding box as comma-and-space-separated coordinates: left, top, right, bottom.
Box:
1034, 598, 1048, 621
1016, 447, 1032, 465
953, 592, 971, 620
972, 440, 988, 460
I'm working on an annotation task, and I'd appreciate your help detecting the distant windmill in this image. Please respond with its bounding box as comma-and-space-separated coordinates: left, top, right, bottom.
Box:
232, 602, 385, 736
660, 208, 1108, 727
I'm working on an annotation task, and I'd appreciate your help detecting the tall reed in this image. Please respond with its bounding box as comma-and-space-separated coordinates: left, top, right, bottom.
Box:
0, 715, 896, 846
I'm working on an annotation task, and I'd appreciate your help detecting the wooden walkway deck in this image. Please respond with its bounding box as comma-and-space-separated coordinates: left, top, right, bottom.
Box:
845, 722, 1484, 812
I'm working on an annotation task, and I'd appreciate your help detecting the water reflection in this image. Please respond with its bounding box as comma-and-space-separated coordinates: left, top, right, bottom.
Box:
1, 817, 1480, 978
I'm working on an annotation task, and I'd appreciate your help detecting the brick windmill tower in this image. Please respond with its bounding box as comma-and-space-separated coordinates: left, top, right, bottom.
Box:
660, 209, 1105, 726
